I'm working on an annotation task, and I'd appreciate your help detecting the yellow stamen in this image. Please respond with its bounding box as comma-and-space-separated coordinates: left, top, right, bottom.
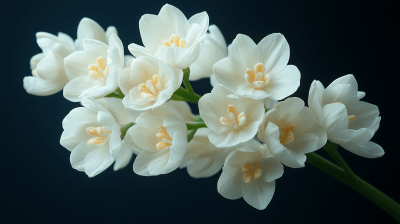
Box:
220, 105, 246, 129
159, 34, 187, 49
155, 126, 172, 150
242, 160, 262, 184
348, 115, 356, 122
244, 63, 270, 90
279, 124, 296, 144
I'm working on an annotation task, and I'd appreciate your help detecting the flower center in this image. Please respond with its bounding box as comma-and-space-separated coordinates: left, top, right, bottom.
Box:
138, 75, 162, 100
86, 126, 112, 147
88, 56, 109, 80
242, 160, 262, 184
335, 102, 356, 123
31, 70, 37, 77
159, 34, 187, 49
220, 105, 246, 129
244, 63, 270, 90
279, 124, 296, 144
156, 126, 172, 150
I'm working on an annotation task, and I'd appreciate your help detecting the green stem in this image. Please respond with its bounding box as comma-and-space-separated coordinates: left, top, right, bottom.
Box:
120, 122, 134, 140
186, 122, 207, 130
307, 152, 400, 222
171, 87, 201, 104
323, 141, 356, 177
105, 88, 125, 99
182, 67, 195, 95
187, 129, 198, 142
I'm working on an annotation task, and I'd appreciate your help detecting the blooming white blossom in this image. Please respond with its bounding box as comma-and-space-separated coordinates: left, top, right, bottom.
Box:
75, 17, 118, 50
214, 33, 300, 100
217, 145, 284, 210
308, 75, 383, 158
124, 105, 188, 176
180, 128, 262, 178
112, 100, 193, 170
118, 57, 183, 110
23, 32, 75, 96
258, 97, 327, 168
60, 97, 122, 177
128, 4, 209, 69
189, 25, 227, 81
96, 97, 138, 171
198, 84, 264, 148
63, 34, 124, 102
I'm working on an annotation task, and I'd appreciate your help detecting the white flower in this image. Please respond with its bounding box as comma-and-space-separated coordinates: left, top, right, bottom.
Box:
258, 97, 327, 168
63, 34, 124, 102
198, 84, 264, 148
180, 128, 262, 178
308, 74, 383, 158
124, 105, 188, 176
75, 17, 118, 50
118, 57, 183, 110
214, 33, 300, 100
23, 32, 75, 96
217, 145, 284, 210
128, 4, 209, 69
96, 97, 138, 171
189, 25, 227, 81
60, 97, 122, 177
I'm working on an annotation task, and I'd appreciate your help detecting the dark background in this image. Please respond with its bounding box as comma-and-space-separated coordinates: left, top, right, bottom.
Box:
2, 0, 399, 223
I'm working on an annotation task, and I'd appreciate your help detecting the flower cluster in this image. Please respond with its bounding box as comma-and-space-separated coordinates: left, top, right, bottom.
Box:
23, 4, 384, 210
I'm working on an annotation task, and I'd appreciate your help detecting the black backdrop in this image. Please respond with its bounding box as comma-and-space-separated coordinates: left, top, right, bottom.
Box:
3, 0, 399, 223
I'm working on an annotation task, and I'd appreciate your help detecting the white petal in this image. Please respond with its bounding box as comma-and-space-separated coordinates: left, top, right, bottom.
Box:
64, 50, 99, 80
63, 76, 103, 102
76, 17, 107, 50
265, 137, 306, 168
258, 33, 290, 74
229, 34, 259, 69
70, 142, 94, 172
242, 180, 275, 210
133, 150, 168, 176
23, 76, 66, 96
188, 11, 209, 36
158, 4, 189, 38
321, 103, 349, 134
217, 166, 243, 200
259, 157, 284, 182
84, 146, 114, 177
266, 65, 300, 100
113, 142, 134, 171
341, 138, 384, 158
308, 80, 325, 124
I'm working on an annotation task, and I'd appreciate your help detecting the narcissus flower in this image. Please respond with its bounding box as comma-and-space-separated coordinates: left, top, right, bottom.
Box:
75, 17, 118, 50
118, 57, 183, 110
214, 33, 300, 100
60, 97, 122, 177
124, 105, 188, 176
180, 128, 262, 178
308, 74, 383, 158
258, 97, 327, 168
189, 25, 227, 81
96, 97, 138, 171
198, 84, 264, 148
128, 4, 209, 69
63, 34, 124, 102
23, 32, 75, 96
217, 145, 284, 210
